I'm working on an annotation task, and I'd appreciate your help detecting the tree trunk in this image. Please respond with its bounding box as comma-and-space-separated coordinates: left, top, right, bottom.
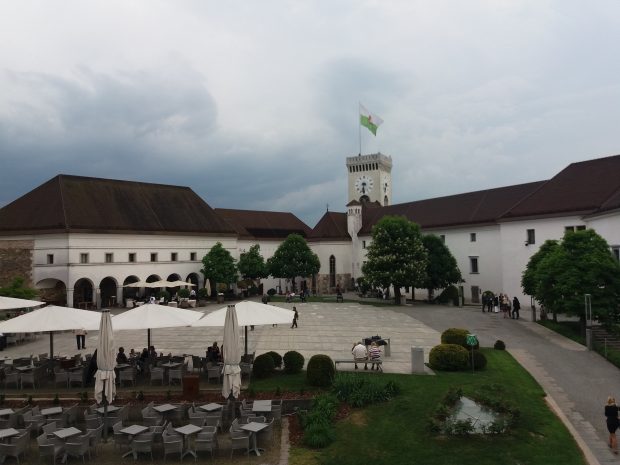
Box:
427, 289, 433, 302
394, 287, 402, 305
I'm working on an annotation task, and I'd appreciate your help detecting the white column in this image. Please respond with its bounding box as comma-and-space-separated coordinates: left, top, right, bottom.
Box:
66, 288, 75, 308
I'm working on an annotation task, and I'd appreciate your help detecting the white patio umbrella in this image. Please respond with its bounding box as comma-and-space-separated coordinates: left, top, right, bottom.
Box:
222, 305, 241, 399
0, 305, 101, 363
193, 300, 295, 355
123, 280, 163, 288
165, 280, 196, 287
0, 296, 45, 310
94, 309, 115, 440
112, 303, 203, 347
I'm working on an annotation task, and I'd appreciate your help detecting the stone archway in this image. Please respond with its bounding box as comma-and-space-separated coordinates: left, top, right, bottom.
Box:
146, 275, 162, 300
122, 275, 140, 302
186, 273, 200, 288
166, 273, 181, 295
100, 277, 118, 308
73, 278, 94, 309
36, 278, 67, 306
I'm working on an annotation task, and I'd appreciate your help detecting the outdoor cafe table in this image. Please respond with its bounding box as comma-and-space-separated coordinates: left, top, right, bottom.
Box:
120, 425, 148, 458
174, 424, 202, 459
0, 428, 19, 442
240, 422, 268, 456
0, 409, 14, 418
40, 407, 63, 417
53, 427, 81, 440
198, 403, 222, 412
252, 400, 272, 413
153, 403, 177, 421
95, 405, 120, 415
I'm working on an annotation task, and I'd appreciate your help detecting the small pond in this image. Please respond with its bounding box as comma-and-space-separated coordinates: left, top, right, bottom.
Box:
450, 396, 504, 433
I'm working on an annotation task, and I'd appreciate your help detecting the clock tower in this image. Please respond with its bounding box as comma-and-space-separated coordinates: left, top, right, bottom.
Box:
346, 153, 392, 206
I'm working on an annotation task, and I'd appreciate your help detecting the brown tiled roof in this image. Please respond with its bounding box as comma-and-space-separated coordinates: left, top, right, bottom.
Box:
0, 175, 235, 235
359, 181, 545, 234
215, 208, 311, 239
308, 212, 350, 241
501, 154, 620, 219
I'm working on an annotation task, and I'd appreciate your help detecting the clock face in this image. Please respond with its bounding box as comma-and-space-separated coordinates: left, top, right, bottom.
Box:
355, 175, 374, 194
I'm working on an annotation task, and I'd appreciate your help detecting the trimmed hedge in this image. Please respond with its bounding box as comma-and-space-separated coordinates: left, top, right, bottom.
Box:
264, 351, 282, 368
283, 351, 305, 374
306, 354, 335, 387
494, 340, 506, 350
429, 344, 469, 371
252, 353, 275, 379
441, 328, 479, 350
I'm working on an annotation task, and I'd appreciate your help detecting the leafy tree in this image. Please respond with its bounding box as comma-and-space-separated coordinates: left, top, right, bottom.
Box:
521, 239, 560, 321
0, 277, 38, 299
267, 234, 320, 291
237, 244, 268, 288
362, 216, 428, 305
523, 230, 620, 328
200, 242, 237, 297
421, 234, 462, 301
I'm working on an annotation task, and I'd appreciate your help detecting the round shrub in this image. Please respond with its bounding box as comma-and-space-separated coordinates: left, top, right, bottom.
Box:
267, 288, 277, 296
437, 285, 459, 305
494, 340, 506, 350
252, 353, 275, 379
177, 288, 190, 298
283, 350, 305, 374
429, 344, 469, 371
468, 350, 487, 370
441, 328, 479, 350
197, 288, 209, 299
264, 351, 282, 369
306, 354, 335, 387
303, 422, 335, 448
156, 290, 171, 302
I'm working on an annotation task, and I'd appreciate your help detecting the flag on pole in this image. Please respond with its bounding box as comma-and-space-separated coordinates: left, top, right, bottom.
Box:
359, 103, 383, 136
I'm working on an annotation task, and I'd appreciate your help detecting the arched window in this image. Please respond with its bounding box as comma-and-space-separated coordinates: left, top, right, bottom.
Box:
329, 255, 336, 288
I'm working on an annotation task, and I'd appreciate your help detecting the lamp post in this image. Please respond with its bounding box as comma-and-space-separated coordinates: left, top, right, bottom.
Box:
585, 294, 592, 350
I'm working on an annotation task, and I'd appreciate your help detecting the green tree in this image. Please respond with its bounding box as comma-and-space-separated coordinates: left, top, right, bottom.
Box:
421, 234, 462, 301
521, 239, 560, 321
267, 234, 320, 291
200, 242, 237, 297
362, 216, 428, 305
237, 244, 268, 288
524, 230, 620, 328
0, 277, 38, 299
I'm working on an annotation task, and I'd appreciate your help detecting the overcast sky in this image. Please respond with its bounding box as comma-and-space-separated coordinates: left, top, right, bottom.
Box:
1, 1, 619, 227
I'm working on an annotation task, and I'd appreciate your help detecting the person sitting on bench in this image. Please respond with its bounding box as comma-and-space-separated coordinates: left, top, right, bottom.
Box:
369, 341, 381, 371
352, 341, 368, 370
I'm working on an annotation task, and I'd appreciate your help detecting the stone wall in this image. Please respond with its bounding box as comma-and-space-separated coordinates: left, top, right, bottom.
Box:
315, 273, 352, 294
0, 240, 34, 287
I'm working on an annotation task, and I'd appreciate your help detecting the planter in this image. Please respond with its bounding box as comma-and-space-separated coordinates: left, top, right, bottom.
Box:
182, 375, 200, 399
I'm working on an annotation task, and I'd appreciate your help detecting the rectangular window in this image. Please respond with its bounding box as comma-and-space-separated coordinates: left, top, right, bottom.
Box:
80, 253, 89, 264
362, 240, 366, 249
440, 234, 445, 243
190, 252, 197, 261
565, 226, 574, 232
526, 229, 536, 245
128, 253, 136, 263
470, 233, 477, 242
105, 253, 113, 263
171, 252, 178, 262
576, 225, 586, 231
47, 254, 54, 265
469, 256, 479, 274
150, 253, 158, 262
613, 247, 620, 261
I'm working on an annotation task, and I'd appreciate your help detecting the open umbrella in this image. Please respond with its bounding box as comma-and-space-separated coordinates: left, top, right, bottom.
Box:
222, 305, 241, 399
123, 280, 163, 288
0, 296, 45, 310
94, 309, 115, 440
193, 300, 295, 354
112, 303, 203, 348
0, 305, 101, 367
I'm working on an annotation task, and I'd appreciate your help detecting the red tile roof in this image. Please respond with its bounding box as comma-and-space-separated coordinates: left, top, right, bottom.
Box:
215, 208, 311, 239
308, 211, 350, 241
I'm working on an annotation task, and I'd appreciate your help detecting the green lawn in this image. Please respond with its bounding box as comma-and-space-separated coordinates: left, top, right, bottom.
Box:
270, 350, 586, 465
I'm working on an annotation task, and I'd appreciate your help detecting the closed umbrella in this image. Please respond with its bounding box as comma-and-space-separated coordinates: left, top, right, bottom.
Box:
112, 303, 203, 347
222, 305, 241, 399
94, 309, 115, 440
193, 300, 294, 355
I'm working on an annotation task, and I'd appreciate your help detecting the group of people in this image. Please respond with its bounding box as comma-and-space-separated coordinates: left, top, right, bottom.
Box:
351, 340, 382, 370
481, 293, 521, 319
116, 345, 159, 373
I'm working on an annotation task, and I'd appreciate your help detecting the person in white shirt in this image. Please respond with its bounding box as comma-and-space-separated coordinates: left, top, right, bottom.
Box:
352, 341, 368, 370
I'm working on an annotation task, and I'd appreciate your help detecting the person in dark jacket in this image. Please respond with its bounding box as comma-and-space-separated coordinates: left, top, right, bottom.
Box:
606, 396, 619, 454
512, 297, 521, 319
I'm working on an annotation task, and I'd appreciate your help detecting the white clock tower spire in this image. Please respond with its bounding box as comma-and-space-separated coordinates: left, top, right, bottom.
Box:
346, 153, 392, 206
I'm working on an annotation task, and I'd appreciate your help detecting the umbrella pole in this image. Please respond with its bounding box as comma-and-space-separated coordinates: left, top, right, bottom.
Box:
244, 326, 248, 356
49, 332, 54, 376
102, 386, 108, 442
148, 328, 151, 349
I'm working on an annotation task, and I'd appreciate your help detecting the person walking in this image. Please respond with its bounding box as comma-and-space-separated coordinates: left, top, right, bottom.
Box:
74, 328, 87, 350
512, 296, 521, 319
481, 294, 487, 313
291, 307, 298, 328
605, 396, 619, 454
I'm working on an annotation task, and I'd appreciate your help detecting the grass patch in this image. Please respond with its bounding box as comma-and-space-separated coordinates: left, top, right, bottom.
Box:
249, 371, 323, 393
537, 320, 585, 344
291, 349, 585, 465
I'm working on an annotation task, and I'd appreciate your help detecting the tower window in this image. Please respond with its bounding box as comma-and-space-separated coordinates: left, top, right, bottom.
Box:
47, 254, 54, 264
469, 257, 479, 274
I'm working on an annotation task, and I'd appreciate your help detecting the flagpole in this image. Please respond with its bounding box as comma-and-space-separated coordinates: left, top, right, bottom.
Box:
358, 102, 362, 156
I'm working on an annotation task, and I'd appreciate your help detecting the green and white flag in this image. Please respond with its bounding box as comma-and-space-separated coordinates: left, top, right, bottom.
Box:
359, 103, 383, 136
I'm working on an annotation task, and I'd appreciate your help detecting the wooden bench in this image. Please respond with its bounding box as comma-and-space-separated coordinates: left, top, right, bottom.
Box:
334, 359, 383, 372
